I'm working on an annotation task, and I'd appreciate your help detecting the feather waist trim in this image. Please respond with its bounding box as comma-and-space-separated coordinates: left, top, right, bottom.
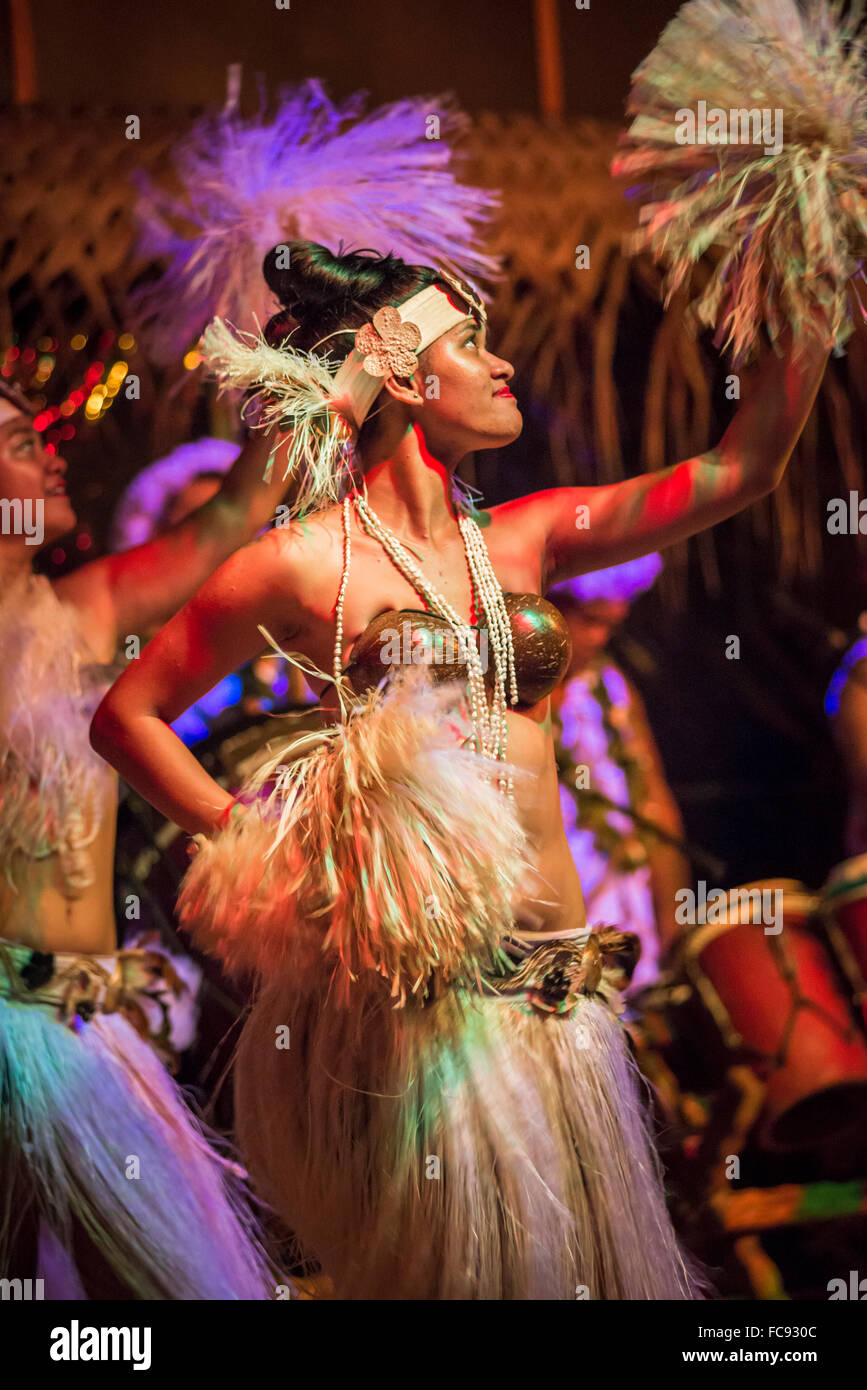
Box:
177, 664, 531, 1006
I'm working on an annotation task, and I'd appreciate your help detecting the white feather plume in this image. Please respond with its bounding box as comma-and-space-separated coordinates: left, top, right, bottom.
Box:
198, 316, 353, 516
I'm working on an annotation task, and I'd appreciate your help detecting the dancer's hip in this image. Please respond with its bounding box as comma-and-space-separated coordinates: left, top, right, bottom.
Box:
0, 933, 193, 1069
463, 921, 641, 1018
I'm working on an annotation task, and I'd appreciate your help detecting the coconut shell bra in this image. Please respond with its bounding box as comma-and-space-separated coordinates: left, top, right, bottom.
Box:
343, 593, 572, 710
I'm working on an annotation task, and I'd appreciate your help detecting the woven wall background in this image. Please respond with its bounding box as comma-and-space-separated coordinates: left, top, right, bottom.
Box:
1, 103, 864, 610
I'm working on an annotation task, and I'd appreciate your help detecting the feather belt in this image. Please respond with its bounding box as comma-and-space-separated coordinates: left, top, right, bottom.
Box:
0, 936, 191, 1068
475, 925, 641, 1017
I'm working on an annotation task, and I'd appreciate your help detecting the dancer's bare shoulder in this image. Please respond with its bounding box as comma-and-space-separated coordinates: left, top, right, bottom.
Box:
252, 506, 345, 628
467, 502, 546, 593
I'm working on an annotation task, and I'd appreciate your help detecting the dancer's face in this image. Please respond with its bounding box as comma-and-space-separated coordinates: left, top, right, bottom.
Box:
0, 409, 76, 544
408, 315, 523, 455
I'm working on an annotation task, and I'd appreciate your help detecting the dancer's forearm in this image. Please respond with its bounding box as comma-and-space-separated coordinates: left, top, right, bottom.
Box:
91, 708, 232, 836
533, 320, 831, 585
715, 322, 831, 494
204, 426, 292, 539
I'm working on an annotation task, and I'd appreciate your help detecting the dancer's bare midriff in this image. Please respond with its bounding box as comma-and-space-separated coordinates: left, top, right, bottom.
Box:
500, 705, 588, 936
0, 780, 120, 956
315, 674, 588, 938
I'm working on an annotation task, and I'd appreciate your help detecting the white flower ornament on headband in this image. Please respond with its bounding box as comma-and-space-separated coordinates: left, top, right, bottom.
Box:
354, 307, 422, 379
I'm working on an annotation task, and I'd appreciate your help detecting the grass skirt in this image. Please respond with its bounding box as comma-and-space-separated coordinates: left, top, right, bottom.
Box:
235, 957, 709, 1299
178, 669, 708, 1298
0, 941, 273, 1299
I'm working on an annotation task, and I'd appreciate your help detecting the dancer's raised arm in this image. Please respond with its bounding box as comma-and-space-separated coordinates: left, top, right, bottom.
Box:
502, 323, 831, 589
58, 427, 291, 647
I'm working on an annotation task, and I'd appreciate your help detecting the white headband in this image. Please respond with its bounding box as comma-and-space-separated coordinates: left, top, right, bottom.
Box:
327, 272, 487, 430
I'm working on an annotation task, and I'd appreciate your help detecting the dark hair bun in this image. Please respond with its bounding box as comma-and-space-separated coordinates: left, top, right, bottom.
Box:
261, 244, 298, 305
261, 241, 439, 357
262, 308, 296, 351
263, 241, 418, 311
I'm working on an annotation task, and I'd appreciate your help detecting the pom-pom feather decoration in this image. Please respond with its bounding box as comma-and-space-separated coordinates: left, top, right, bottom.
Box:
611, 0, 867, 364
132, 79, 500, 363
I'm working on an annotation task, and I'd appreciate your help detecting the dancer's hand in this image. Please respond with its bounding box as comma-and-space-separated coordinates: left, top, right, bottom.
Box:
184, 802, 248, 858
772, 277, 838, 361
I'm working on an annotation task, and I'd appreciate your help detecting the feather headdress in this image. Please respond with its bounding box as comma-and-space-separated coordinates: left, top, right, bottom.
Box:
611, 0, 867, 364
132, 79, 500, 362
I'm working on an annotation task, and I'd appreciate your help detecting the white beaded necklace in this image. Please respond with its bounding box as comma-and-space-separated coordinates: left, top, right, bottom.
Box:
333, 490, 518, 794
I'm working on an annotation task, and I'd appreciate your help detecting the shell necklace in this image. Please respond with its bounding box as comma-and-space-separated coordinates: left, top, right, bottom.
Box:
333, 490, 518, 794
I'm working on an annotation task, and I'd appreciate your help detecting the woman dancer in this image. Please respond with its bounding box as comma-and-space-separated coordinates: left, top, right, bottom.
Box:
2, 76, 494, 1299
91, 236, 834, 1298
0, 380, 294, 1298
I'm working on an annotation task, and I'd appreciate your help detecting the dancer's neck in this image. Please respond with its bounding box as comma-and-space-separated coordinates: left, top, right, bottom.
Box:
355, 422, 464, 544
0, 544, 35, 591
